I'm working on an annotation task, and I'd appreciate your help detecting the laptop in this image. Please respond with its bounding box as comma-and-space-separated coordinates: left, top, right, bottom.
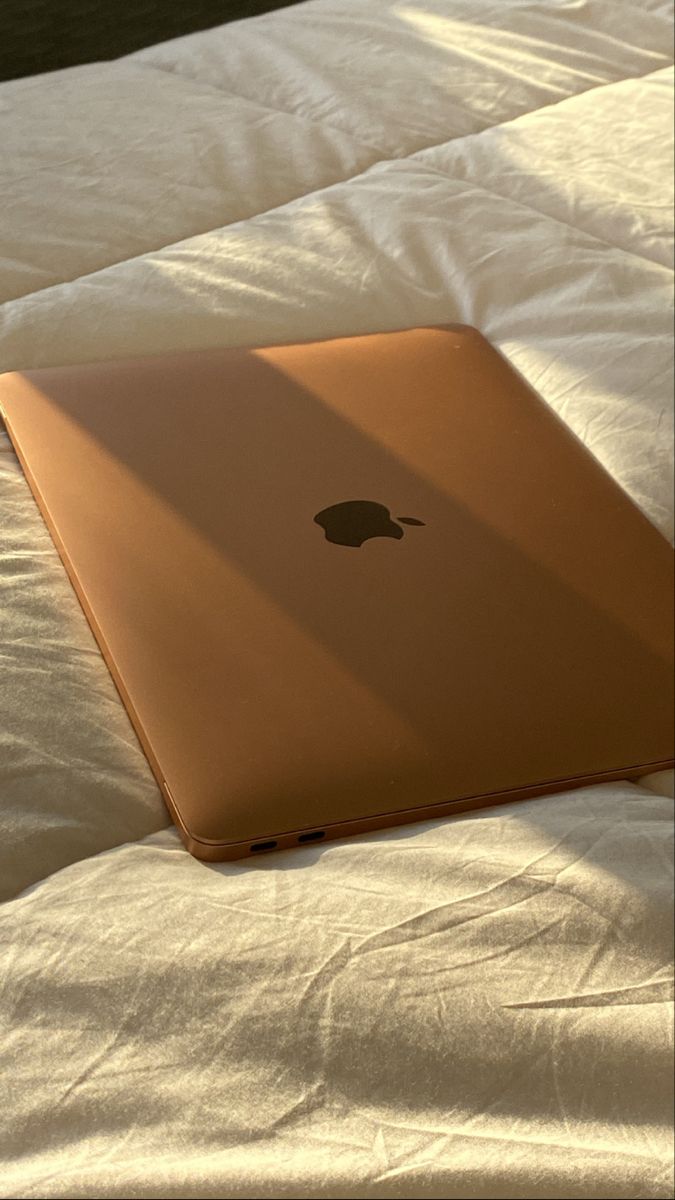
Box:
1, 325, 673, 860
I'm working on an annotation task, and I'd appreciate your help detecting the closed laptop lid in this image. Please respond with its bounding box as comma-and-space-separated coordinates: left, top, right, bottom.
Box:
1, 326, 673, 854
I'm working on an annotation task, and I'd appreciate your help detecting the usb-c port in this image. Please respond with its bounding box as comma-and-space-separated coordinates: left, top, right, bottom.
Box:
298, 830, 325, 844
250, 840, 277, 852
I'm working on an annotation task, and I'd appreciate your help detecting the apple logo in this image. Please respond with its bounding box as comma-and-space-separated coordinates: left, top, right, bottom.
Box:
314, 500, 425, 547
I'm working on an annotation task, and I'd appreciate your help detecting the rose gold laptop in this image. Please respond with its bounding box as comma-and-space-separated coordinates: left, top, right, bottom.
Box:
1, 326, 673, 860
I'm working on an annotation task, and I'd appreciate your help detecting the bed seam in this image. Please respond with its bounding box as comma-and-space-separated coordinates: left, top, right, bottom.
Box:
124, 59, 391, 155
397, 155, 673, 272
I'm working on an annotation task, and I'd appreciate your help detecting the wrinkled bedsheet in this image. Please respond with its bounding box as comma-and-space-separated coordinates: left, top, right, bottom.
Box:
0, 2, 673, 1197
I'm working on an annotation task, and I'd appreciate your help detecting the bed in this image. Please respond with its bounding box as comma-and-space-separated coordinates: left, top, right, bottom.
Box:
1, 2, 673, 1196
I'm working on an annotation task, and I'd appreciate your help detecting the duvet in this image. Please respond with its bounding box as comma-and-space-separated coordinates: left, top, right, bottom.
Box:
0, 1, 673, 1197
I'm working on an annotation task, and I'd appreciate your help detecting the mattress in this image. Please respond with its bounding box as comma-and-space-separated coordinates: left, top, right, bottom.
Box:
0, 2, 673, 1196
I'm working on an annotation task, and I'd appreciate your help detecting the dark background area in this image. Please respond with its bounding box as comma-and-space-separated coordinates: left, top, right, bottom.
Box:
0, 0, 300, 82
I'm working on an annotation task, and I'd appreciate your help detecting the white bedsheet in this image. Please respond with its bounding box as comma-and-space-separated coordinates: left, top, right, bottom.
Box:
0, 2, 673, 1196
